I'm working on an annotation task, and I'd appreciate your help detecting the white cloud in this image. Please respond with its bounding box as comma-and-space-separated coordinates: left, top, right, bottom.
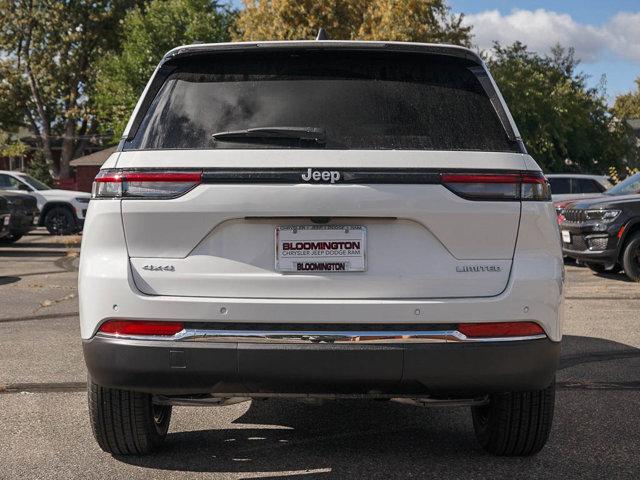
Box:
463, 9, 640, 64
604, 12, 640, 62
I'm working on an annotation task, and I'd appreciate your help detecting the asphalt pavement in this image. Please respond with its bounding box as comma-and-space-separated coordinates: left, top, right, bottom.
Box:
1, 230, 639, 479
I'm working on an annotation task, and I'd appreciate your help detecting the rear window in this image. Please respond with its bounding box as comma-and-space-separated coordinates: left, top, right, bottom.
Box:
125, 51, 517, 152
574, 179, 603, 194
548, 178, 570, 194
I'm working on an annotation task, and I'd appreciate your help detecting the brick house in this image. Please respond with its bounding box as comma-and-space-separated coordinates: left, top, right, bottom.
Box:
69, 146, 117, 192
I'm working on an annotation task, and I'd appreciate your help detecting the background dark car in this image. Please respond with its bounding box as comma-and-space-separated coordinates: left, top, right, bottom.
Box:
560, 172, 640, 281
0, 191, 38, 243
0, 195, 11, 238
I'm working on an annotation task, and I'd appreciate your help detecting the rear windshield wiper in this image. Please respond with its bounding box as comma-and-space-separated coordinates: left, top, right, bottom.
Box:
212, 126, 326, 145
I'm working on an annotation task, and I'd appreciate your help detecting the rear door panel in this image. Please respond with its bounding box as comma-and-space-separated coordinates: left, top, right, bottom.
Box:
120, 150, 525, 300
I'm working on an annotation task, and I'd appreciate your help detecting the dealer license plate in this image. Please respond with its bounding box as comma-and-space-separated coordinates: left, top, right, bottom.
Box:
276, 225, 367, 272
562, 230, 571, 243
3, 215, 10, 226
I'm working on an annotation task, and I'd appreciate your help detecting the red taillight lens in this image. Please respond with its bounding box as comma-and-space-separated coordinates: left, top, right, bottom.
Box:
92, 170, 202, 199
458, 321, 545, 338
98, 320, 184, 336
521, 174, 551, 201
442, 173, 550, 201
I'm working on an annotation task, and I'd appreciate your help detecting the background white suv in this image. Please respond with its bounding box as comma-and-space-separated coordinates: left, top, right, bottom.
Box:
80, 41, 563, 457
0, 170, 91, 234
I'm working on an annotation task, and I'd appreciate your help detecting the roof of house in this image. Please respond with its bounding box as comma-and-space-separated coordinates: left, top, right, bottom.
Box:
69, 146, 117, 167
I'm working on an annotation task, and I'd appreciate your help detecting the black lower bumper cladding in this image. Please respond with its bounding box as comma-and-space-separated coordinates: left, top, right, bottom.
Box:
83, 336, 560, 397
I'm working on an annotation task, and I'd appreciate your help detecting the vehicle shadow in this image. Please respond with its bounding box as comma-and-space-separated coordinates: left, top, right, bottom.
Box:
567, 259, 634, 283
0, 276, 20, 285
117, 335, 640, 479
592, 270, 635, 283
0, 250, 65, 258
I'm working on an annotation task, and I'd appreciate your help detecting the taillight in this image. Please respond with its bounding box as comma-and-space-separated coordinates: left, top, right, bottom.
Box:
98, 320, 184, 336
458, 321, 545, 338
521, 174, 551, 201
92, 170, 202, 199
442, 172, 550, 201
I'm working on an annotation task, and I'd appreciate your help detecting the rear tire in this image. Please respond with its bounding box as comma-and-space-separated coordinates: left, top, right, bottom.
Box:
44, 206, 77, 235
88, 379, 172, 455
471, 380, 555, 456
622, 234, 640, 282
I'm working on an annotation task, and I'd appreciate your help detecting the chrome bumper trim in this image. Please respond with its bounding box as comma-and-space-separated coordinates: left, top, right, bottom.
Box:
152, 393, 490, 407
97, 329, 546, 344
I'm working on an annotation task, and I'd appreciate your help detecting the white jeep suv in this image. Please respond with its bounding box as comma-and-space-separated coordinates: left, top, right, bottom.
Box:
0, 170, 91, 234
80, 41, 563, 457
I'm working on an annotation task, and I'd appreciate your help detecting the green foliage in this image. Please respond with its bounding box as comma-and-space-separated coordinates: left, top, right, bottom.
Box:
233, 0, 470, 46
0, 131, 27, 157
613, 78, 640, 120
0, 63, 29, 132
487, 42, 639, 174
25, 150, 54, 187
93, 0, 234, 140
0, 0, 142, 176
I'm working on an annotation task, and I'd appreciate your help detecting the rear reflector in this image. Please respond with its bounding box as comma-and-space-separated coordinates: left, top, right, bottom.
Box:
98, 320, 184, 336
442, 172, 550, 201
92, 170, 202, 199
458, 321, 545, 338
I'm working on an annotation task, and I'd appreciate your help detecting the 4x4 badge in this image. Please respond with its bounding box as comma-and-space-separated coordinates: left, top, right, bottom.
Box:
142, 265, 175, 272
301, 168, 341, 183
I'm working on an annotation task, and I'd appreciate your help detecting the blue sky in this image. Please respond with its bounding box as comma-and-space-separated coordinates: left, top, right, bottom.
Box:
230, 1, 640, 101
450, 1, 640, 101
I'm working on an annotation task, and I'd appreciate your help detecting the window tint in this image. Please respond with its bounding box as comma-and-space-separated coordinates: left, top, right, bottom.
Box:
125, 51, 517, 152
606, 172, 640, 196
574, 179, 603, 194
0, 174, 22, 190
548, 177, 570, 194
18, 174, 50, 190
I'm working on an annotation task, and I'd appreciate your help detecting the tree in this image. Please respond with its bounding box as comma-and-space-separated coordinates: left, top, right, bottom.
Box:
233, 0, 470, 46
0, 130, 27, 157
486, 42, 638, 173
93, 0, 234, 140
25, 150, 54, 186
613, 78, 640, 120
0, 0, 142, 178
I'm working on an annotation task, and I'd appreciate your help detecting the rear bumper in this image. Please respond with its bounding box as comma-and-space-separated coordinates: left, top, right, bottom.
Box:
83, 335, 560, 396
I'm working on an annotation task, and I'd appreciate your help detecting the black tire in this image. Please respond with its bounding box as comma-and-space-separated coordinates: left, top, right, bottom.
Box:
44, 206, 77, 235
621, 234, 640, 282
472, 380, 555, 456
88, 379, 172, 455
585, 262, 607, 274
0, 233, 22, 244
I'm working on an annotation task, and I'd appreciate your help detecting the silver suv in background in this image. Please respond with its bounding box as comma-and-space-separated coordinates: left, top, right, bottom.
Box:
80, 41, 563, 457
547, 173, 612, 202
